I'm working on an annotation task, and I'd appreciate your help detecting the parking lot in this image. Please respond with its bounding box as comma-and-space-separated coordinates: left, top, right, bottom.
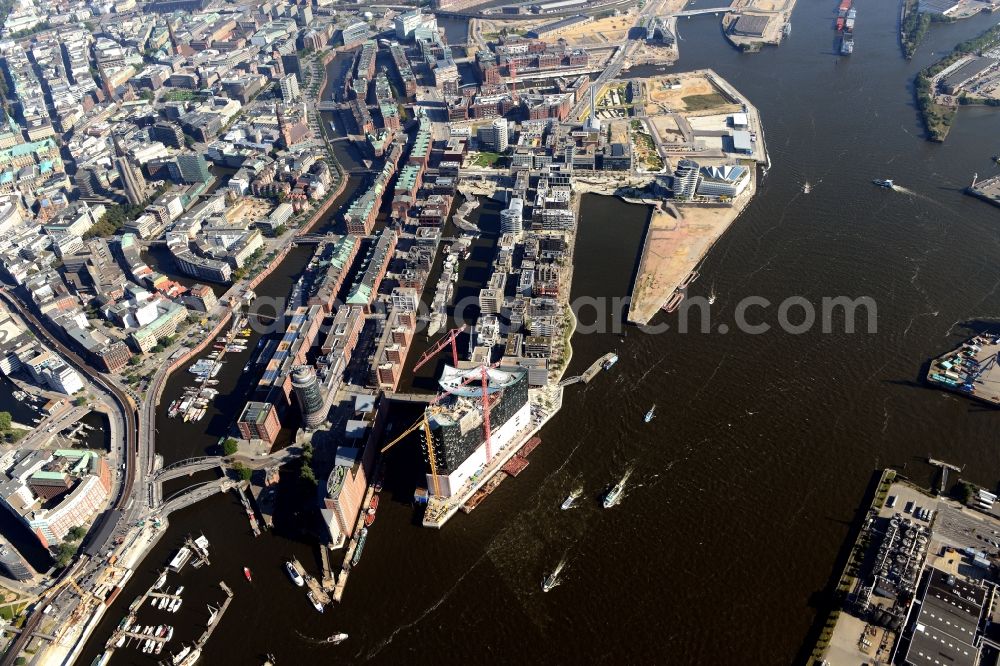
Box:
881, 481, 1000, 556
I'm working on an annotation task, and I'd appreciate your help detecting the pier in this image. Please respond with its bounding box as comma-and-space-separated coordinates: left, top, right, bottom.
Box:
928, 457, 963, 494
194, 581, 233, 648
234, 483, 261, 537
966, 173, 1000, 209
558, 352, 618, 387
926, 333, 1000, 405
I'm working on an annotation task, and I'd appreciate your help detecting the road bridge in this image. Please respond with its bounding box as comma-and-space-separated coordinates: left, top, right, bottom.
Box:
159, 478, 236, 517
153, 456, 225, 482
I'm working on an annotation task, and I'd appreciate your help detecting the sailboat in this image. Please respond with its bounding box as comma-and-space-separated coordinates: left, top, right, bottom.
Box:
708, 284, 716, 306
644, 405, 656, 423
803, 180, 811, 194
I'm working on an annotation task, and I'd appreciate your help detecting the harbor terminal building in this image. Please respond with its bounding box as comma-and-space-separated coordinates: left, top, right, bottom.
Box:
424, 365, 530, 497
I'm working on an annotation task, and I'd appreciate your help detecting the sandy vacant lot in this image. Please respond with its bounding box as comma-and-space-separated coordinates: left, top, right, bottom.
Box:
648, 76, 719, 110
558, 12, 636, 47
629, 180, 754, 324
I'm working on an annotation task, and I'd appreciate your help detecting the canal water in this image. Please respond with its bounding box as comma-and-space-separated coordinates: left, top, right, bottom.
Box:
81, 4, 1000, 664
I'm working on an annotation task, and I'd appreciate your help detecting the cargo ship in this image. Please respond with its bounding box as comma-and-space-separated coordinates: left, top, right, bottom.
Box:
841, 32, 854, 55
835, 0, 851, 30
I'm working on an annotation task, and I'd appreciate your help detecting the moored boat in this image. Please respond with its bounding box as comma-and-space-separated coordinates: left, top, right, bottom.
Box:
243, 567, 252, 582
308, 591, 325, 613
285, 561, 304, 587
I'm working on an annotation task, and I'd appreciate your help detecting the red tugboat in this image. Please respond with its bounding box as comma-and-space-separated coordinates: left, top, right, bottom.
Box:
243, 567, 252, 582
364, 495, 379, 527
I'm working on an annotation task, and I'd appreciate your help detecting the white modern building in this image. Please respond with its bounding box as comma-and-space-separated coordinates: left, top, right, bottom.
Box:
500, 197, 523, 235
697, 164, 751, 199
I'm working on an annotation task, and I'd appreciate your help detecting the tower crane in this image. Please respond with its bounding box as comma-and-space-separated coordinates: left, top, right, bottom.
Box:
412, 325, 466, 373
381, 411, 442, 498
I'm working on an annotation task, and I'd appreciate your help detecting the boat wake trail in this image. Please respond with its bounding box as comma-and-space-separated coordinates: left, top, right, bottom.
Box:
363, 548, 493, 660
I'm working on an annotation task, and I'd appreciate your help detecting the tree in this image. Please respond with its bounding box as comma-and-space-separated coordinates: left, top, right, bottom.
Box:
222, 438, 239, 456
66, 526, 87, 542
55, 542, 77, 568
0, 411, 11, 432
232, 462, 252, 481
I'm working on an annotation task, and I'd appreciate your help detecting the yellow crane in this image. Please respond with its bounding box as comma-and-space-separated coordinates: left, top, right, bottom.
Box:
381, 410, 441, 498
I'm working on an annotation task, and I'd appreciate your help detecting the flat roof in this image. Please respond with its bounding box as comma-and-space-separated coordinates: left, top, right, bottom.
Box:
905, 568, 985, 666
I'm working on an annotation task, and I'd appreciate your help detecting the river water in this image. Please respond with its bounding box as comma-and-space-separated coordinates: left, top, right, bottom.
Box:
80, 4, 1000, 664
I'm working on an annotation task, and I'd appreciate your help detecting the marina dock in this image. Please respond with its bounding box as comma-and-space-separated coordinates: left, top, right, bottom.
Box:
193, 581, 233, 647
558, 352, 618, 387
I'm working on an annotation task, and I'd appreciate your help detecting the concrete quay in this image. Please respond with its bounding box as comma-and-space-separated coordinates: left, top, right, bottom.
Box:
967, 174, 1000, 209
926, 333, 1000, 405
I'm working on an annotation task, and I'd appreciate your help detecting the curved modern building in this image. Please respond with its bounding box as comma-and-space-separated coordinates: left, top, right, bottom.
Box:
291, 365, 326, 429
423, 365, 530, 497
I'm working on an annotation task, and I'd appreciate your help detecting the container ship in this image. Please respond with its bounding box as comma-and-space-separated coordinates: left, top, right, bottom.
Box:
835, 0, 852, 30
841, 31, 854, 55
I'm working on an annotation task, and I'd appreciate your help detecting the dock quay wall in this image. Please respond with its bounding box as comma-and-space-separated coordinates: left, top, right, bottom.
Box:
803, 468, 897, 665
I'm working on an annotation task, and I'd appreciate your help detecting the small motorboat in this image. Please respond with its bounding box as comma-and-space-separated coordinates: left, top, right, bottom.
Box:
243, 567, 252, 582
326, 632, 348, 644
872, 178, 895, 189
285, 561, 305, 587
308, 591, 325, 613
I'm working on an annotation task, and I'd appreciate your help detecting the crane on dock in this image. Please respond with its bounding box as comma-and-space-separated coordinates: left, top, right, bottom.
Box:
413, 325, 466, 372
965, 350, 1000, 388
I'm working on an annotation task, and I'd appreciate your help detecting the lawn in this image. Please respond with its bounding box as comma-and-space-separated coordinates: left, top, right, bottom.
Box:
681, 93, 727, 111
472, 152, 504, 168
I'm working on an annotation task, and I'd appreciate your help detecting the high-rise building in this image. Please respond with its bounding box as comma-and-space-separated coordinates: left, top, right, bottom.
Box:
113, 135, 147, 206
173, 153, 212, 184
151, 122, 184, 148
500, 197, 523, 235
394, 9, 424, 40
116, 156, 147, 206
423, 365, 531, 497
0, 541, 32, 581
479, 117, 509, 153
584, 85, 601, 133
278, 73, 300, 102
291, 365, 326, 429
673, 159, 701, 200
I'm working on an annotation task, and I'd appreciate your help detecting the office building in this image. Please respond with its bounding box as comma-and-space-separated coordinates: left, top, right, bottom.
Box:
0, 541, 32, 580
500, 197, 524, 235
479, 117, 509, 153
291, 365, 326, 429
173, 153, 212, 184
278, 73, 300, 102
237, 401, 281, 442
